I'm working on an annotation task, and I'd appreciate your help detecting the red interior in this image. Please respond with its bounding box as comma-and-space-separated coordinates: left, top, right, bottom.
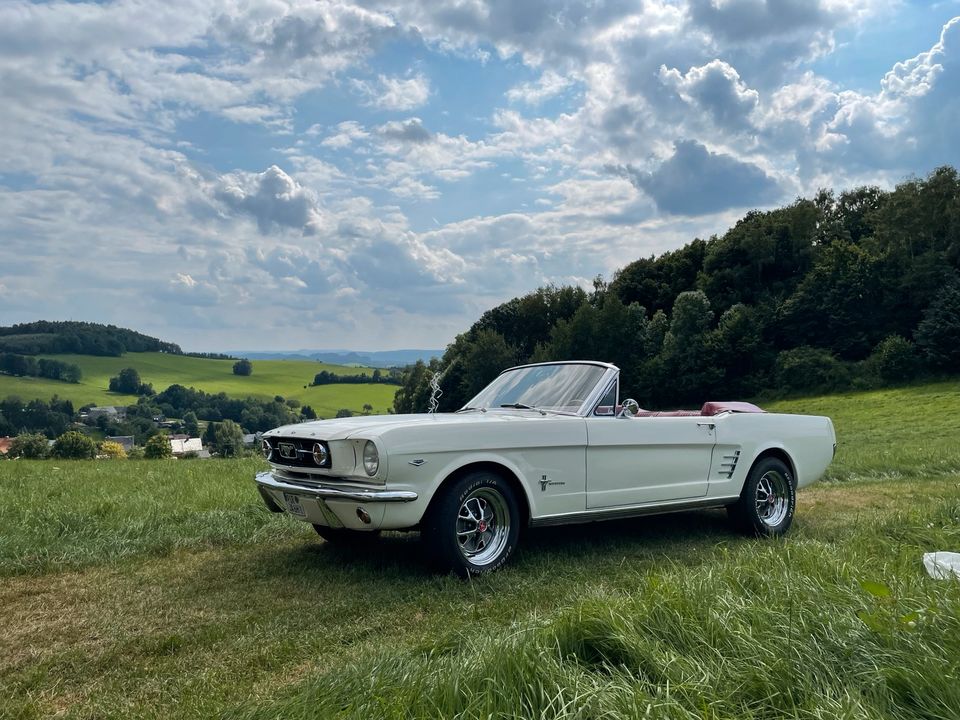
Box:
595, 401, 765, 417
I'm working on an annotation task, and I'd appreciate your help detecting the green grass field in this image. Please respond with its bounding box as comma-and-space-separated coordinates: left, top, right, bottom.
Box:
0, 352, 399, 417
1, 381, 959, 719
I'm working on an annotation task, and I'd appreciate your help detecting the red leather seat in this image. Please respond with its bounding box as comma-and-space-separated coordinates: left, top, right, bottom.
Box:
700, 401, 765, 416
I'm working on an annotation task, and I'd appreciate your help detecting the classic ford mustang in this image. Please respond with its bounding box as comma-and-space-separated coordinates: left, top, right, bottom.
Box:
255, 361, 835, 576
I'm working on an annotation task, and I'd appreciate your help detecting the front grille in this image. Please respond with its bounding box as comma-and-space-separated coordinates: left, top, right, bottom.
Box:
264, 436, 331, 469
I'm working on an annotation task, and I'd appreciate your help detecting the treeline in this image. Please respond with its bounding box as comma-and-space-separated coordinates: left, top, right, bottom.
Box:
0, 353, 82, 383
0, 321, 182, 356
149, 385, 303, 433
0, 396, 75, 438
395, 166, 960, 412
312, 368, 402, 386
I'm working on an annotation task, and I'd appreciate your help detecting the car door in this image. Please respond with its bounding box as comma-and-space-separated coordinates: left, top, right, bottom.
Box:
585, 415, 716, 508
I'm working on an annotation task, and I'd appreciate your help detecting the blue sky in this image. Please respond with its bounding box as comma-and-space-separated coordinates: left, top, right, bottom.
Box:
1, 0, 959, 352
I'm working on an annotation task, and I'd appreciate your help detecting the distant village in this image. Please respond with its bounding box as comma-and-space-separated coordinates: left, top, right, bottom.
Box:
0, 404, 261, 460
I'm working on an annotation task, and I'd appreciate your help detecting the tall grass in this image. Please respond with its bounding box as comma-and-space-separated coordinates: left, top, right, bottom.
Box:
1, 380, 959, 719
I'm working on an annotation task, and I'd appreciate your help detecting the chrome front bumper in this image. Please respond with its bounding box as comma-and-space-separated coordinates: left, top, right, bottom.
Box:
256, 470, 418, 529
255, 470, 417, 505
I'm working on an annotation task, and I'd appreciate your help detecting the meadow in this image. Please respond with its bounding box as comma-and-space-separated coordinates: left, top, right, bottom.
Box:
1, 380, 958, 719
0, 352, 399, 417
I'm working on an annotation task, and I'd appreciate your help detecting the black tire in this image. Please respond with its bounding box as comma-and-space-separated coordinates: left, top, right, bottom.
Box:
728, 456, 796, 537
422, 471, 522, 578
312, 525, 381, 544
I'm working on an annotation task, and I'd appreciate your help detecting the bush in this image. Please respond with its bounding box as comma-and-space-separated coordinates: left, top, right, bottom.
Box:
9, 432, 49, 459
233, 359, 253, 376
51, 431, 97, 460
869, 335, 920, 384
98, 440, 127, 459
775, 346, 849, 394
143, 434, 172, 459
335, 408, 353, 418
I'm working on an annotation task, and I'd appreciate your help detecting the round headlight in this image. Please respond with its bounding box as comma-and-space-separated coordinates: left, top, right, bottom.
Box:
312, 442, 328, 466
362, 440, 379, 476
261, 439, 272, 460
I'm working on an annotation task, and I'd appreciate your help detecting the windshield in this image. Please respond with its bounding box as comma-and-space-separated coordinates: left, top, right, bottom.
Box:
464, 364, 607, 414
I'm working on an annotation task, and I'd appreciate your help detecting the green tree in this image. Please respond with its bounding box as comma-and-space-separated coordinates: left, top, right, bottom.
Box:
9, 432, 49, 459
108, 367, 143, 394
916, 280, 960, 370
335, 409, 354, 418
300, 405, 317, 419
213, 419, 245, 457
51, 431, 97, 460
362, 403, 373, 415
233, 359, 253, 376
182, 411, 199, 437
143, 434, 172, 459
656, 291, 723, 404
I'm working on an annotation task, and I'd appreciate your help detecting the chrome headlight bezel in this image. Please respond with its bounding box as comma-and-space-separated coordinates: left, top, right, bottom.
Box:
312, 442, 329, 467
261, 439, 272, 461
362, 440, 379, 476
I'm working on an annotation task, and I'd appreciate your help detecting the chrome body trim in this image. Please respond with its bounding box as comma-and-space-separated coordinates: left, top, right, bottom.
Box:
528, 495, 739, 527
255, 471, 418, 503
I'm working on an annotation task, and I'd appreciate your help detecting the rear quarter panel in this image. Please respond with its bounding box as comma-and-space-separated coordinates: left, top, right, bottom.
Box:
710, 412, 835, 498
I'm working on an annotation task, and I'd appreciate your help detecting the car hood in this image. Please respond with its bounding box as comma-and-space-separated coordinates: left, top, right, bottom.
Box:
264, 411, 569, 441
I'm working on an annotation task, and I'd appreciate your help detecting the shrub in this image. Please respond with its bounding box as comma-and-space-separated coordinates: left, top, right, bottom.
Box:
869, 335, 920, 384
143, 434, 172, 459
98, 440, 127, 459
335, 408, 353, 418
775, 346, 849, 394
9, 432, 49, 459
233, 359, 253, 376
51, 431, 97, 460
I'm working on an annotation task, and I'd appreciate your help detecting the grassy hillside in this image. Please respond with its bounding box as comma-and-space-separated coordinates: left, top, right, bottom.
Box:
0, 352, 399, 416
1, 382, 958, 718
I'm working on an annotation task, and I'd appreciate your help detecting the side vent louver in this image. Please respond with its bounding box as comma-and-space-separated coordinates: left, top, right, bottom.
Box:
719, 449, 741, 479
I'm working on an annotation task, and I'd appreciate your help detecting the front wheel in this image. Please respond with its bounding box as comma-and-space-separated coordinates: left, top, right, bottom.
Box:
422, 471, 521, 577
728, 457, 796, 536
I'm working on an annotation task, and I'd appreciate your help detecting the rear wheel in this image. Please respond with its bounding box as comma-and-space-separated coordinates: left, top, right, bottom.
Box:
312, 525, 380, 544
728, 457, 796, 536
422, 471, 521, 577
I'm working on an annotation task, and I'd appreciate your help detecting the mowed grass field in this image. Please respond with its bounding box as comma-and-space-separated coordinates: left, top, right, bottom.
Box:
1, 381, 959, 719
0, 352, 399, 417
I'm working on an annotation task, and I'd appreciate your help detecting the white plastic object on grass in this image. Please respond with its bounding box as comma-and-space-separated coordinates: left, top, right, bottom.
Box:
922, 552, 960, 580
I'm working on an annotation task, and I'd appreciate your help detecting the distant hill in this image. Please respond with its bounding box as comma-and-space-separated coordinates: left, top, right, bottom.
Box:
0, 321, 181, 357
235, 349, 443, 368
0, 352, 399, 417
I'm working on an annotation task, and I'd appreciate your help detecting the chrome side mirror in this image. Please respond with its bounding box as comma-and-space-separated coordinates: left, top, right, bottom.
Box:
618, 398, 640, 418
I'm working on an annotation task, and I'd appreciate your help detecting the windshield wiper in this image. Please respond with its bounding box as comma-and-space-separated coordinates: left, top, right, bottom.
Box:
456, 406, 487, 413
499, 403, 537, 410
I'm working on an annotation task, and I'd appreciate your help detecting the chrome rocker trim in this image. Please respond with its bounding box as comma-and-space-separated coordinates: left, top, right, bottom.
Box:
255, 470, 418, 503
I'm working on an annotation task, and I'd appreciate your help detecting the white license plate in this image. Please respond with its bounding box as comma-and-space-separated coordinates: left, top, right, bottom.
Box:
283, 492, 305, 517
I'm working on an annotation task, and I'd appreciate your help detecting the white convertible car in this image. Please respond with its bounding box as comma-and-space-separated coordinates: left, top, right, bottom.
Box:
255, 361, 835, 576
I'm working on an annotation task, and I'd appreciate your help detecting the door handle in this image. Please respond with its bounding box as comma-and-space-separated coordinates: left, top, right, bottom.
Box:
696, 422, 716, 429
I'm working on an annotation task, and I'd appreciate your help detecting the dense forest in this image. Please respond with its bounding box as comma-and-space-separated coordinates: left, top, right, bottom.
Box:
395, 166, 960, 413
0, 321, 182, 356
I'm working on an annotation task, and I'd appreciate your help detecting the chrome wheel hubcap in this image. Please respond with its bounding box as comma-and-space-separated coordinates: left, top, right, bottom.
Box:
755, 470, 789, 527
456, 488, 510, 566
